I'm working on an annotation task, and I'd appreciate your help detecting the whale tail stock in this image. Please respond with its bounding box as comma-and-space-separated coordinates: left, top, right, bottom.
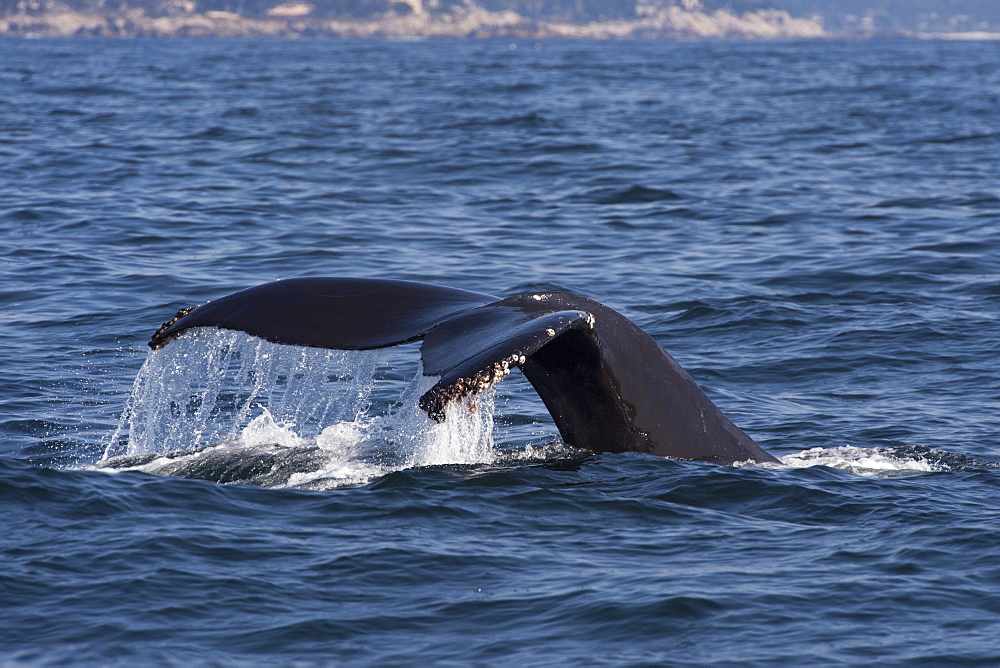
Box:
149, 277, 779, 465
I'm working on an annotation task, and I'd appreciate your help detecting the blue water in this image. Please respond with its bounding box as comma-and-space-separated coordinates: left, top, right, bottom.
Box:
2, 37, 999, 664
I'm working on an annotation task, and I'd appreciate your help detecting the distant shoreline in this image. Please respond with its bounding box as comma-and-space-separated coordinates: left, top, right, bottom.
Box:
3, 6, 999, 40
1, 7, 828, 40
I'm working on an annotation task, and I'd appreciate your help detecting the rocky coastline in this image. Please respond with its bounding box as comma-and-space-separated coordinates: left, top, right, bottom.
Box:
1, 3, 828, 39
3, 0, 998, 39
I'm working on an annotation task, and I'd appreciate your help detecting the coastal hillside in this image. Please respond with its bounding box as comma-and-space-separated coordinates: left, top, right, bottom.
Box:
1, 0, 997, 37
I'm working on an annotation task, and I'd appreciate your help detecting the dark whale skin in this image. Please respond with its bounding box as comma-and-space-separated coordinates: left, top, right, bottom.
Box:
150, 278, 778, 465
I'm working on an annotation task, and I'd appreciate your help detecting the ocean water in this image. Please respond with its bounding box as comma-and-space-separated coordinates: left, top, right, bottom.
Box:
2, 37, 999, 664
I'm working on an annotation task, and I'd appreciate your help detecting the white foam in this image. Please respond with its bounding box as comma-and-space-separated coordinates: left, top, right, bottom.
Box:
316, 421, 368, 452
281, 417, 387, 489
240, 408, 306, 448
739, 445, 946, 478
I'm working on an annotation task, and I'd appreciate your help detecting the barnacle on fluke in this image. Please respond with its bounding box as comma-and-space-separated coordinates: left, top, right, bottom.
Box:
419, 353, 523, 421
147, 277, 778, 465
151, 305, 198, 349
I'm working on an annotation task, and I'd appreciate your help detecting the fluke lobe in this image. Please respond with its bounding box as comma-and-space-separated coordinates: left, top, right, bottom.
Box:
150, 278, 779, 465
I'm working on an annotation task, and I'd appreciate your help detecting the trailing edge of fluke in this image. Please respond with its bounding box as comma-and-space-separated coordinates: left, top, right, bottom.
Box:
150, 277, 779, 465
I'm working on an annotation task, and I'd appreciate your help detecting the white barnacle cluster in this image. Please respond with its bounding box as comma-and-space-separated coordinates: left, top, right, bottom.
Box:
419, 352, 526, 421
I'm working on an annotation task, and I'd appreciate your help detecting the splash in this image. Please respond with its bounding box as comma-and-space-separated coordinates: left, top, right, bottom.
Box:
100, 328, 500, 488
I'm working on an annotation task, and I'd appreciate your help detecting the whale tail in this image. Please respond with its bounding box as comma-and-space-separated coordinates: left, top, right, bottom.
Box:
150, 278, 778, 465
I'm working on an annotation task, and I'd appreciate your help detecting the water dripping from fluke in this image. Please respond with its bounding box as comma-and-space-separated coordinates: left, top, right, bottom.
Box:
96, 329, 516, 490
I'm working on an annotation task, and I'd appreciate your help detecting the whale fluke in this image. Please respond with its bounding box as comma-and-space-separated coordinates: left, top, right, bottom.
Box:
150, 277, 497, 351
149, 278, 779, 465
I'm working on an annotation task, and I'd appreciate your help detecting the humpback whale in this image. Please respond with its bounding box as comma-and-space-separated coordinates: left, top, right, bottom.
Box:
150, 278, 779, 465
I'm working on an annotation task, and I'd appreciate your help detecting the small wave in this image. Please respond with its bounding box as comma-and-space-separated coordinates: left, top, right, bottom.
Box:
584, 184, 685, 205
2, 207, 48, 222
220, 106, 260, 118
443, 112, 554, 130
898, 131, 1000, 146
175, 126, 236, 140
33, 84, 130, 97
868, 193, 1000, 210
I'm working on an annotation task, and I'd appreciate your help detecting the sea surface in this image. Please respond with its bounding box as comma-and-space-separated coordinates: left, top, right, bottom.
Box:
2, 37, 999, 664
